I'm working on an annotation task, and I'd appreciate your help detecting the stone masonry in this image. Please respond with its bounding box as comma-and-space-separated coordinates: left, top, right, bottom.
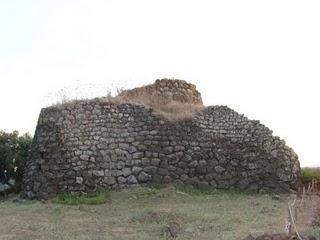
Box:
22, 79, 301, 199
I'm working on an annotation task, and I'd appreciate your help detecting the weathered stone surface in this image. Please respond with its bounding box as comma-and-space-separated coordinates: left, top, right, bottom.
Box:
21, 79, 301, 199
132, 152, 144, 159
76, 177, 83, 184
215, 166, 225, 173
137, 172, 152, 182
150, 158, 161, 166
132, 166, 143, 174
117, 176, 126, 184
127, 175, 138, 184
122, 168, 131, 177
92, 170, 104, 177
106, 176, 116, 185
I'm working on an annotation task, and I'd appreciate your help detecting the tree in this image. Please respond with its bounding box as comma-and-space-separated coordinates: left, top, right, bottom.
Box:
0, 130, 32, 191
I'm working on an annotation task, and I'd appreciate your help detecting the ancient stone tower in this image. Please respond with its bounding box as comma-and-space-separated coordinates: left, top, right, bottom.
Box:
22, 79, 301, 199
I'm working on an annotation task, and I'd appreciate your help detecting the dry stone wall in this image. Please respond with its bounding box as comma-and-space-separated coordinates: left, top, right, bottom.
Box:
22, 80, 301, 199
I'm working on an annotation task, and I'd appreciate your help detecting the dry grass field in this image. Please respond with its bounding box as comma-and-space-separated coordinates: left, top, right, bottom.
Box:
0, 185, 319, 240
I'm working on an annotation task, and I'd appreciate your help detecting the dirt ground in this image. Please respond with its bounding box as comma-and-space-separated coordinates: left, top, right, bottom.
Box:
0, 186, 319, 240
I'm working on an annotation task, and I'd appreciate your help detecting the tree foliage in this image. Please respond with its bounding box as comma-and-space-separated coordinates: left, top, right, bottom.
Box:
0, 130, 32, 190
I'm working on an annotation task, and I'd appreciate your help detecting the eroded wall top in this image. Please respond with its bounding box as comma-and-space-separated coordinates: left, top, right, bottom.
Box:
117, 78, 203, 105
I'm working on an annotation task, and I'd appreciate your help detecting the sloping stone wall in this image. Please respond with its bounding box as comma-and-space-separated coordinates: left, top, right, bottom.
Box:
22, 80, 301, 199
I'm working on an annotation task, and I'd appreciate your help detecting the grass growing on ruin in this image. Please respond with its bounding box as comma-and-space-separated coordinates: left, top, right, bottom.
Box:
302, 167, 320, 182
52, 191, 111, 205
0, 185, 319, 240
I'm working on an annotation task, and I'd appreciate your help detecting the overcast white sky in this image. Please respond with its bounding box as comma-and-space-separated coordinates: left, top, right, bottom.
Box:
0, 0, 319, 167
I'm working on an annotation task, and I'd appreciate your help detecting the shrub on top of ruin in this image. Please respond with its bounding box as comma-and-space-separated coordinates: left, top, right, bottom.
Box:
47, 79, 205, 121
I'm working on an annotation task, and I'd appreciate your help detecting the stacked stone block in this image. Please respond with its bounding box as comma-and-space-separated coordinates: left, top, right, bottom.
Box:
22, 80, 301, 199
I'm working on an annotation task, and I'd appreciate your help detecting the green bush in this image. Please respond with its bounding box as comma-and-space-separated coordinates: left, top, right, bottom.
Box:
0, 130, 32, 191
53, 191, 111, 205
301, 167, 320, 182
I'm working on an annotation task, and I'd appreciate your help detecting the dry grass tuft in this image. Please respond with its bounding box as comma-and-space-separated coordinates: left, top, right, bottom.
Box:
47, 80, 205, 121
49, 86, 204, 121
150, 101, 204, 121
115, 88, 204, 121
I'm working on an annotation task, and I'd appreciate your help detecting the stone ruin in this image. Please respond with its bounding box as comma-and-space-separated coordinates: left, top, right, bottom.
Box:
22, 79, 301, 199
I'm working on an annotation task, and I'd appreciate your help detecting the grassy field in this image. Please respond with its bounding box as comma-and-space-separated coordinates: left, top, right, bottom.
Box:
0, 185, 319, 240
